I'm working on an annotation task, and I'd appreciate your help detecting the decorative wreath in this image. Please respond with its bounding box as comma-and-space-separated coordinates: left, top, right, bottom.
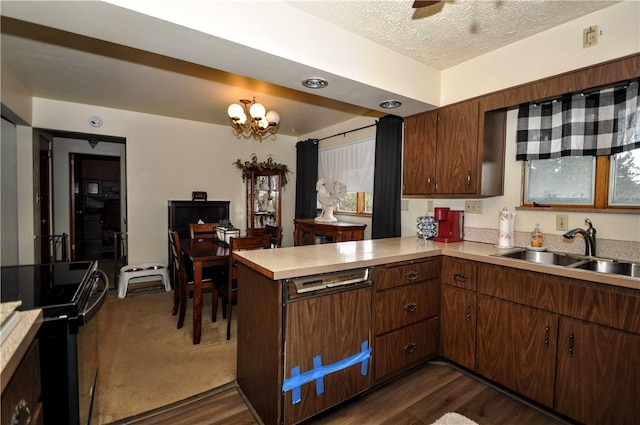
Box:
233, 155, 292, 187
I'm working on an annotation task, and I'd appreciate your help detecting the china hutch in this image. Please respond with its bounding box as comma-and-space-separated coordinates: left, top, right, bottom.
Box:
246, 168, 282, 236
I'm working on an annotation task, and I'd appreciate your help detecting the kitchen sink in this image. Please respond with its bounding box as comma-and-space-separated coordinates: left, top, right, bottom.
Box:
494, 249, 584, 266
570, 259, 640, 278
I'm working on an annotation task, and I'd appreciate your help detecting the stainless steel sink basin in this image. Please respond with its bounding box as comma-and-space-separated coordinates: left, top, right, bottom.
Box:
570, 259, 640, 278
494, 249, 584, 266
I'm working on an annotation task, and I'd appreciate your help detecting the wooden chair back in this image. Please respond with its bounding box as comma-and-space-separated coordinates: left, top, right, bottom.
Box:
189, 222, 218, 240
264, 224, 283, 248
217, 234, 272, 340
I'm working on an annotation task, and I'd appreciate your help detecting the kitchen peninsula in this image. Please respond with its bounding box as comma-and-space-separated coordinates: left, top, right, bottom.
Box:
234, 238, 639, 425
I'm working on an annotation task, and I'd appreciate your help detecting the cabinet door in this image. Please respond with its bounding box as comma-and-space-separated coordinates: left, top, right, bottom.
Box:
476, 297, 558, 407
284, 286, 372, 425
403, 111, 437, 195
435, 101, 479, 194
441, 285, 476, 370
555, 319, 640, 425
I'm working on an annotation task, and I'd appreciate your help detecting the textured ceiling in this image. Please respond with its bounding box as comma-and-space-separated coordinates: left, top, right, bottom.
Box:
289, 0, 618, 70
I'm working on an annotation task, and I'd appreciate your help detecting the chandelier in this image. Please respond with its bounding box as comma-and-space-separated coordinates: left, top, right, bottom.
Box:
227, 97, 280, 142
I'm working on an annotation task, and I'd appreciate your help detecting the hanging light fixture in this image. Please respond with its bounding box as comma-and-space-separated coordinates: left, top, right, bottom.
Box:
227, 97, 280, 142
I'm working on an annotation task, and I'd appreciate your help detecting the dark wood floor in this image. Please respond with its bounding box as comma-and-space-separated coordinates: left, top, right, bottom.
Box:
109, 361, 572, 425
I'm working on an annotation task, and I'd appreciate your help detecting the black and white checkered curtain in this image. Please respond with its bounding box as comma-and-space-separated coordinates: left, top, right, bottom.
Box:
516, 79, 640, 160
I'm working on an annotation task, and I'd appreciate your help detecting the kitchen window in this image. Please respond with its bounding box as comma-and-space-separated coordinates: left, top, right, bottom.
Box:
518, 79, 640, 210
318, 137, 375, 216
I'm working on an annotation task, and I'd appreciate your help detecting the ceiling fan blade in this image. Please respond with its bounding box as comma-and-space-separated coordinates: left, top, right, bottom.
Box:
412, 0, 440, 8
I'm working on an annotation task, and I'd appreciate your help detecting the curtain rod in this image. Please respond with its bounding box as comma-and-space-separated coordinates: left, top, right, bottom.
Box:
318, 122, 377, 142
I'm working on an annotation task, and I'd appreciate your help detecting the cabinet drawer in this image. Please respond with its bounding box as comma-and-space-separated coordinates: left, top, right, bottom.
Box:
375, 257, 440, 291
442, 257, 477, 291
373, 317, 439, 381
374, 280, 440, 335
1, 340, 43, 425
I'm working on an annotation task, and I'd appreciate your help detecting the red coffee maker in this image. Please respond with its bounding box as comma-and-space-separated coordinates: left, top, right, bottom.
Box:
433, 207, 465, 242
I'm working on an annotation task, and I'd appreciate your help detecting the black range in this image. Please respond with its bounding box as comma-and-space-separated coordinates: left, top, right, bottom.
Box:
1, 261, 108, 425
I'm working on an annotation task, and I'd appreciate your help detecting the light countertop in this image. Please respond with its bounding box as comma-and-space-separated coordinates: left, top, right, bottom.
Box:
1, 309, 43, 393
233, 237, 640, 291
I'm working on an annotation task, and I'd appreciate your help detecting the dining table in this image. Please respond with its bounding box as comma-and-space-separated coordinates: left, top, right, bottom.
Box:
180, 238, 229, 344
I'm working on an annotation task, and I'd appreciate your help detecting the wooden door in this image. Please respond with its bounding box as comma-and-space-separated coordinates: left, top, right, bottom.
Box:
284, 286, 372, 425
441, 285, 476, 370
402, 111, 437, 195
555, 318, 640, 425
476, 297, 558, 407
435, 101, 479, 194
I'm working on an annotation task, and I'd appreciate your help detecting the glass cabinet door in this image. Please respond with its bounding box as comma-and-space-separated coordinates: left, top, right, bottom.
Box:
247, 170, 281, 234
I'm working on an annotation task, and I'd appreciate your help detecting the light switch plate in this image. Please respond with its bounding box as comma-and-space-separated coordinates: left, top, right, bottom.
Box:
556, 214, 568, 231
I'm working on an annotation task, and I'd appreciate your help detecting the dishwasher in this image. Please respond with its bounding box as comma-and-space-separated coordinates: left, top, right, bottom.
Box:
282, 268, 373, 425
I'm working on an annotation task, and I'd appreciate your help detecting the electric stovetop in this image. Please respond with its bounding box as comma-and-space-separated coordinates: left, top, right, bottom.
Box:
1, 261, 95, 318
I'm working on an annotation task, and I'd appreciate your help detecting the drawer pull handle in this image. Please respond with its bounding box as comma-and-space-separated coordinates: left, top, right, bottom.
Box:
404, 302, 417, 313
405, 271, 418, 281
452, 272, 468, 282
403, 342, 417, 353
568, 330, 574, 357
11, 399, 31, 425
544, 324, 550, 349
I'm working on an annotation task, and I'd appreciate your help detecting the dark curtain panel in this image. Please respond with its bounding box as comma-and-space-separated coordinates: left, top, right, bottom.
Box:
372, 115, 404, 239
295, 139, 319, 219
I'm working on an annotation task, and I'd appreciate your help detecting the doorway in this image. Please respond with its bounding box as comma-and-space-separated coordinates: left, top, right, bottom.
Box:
71, 154, 122, 261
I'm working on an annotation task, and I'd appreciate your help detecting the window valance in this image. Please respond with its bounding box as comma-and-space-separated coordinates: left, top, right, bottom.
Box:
516, 79, 640, 160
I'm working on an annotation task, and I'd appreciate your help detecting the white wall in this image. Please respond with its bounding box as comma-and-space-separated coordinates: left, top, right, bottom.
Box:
30, 98, 298, 265
1, 118, 19, 266
441, 1, 640, 104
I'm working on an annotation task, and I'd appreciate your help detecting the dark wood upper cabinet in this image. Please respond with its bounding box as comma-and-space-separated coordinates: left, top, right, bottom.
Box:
403, 53, 640, 198
403, 100, 505, 197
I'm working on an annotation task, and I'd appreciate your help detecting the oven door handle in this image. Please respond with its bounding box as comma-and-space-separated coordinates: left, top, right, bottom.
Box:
78, 269, 108, 326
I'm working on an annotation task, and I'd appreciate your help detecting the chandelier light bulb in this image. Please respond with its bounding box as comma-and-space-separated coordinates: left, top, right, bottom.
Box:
236, 112, 247, 125
249, 102, 266, 119
266, 110, 280, 125
228, 103, 244, 120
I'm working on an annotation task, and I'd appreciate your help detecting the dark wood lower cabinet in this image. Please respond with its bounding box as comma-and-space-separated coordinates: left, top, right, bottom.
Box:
476, 297, 558, 408
555, 318, 640, 425
441, 285, 476, 371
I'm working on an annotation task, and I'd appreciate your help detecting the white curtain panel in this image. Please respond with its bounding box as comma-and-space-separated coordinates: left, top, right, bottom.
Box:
318, 137, 375, 193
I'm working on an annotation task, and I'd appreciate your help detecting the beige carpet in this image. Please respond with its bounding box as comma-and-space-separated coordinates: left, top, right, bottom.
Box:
95, 289, 237, 425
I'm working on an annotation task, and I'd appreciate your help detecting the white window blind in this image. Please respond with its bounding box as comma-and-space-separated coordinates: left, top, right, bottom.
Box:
318, 137, 375, 193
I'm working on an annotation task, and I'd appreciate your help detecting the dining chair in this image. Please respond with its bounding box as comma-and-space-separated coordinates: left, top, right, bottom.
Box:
168, 229, 214, 329
213, 234, 272, 340
264, 224, 283, 248
189, 222, 218, 240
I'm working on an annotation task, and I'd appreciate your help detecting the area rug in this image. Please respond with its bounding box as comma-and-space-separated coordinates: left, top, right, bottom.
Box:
430, 412, 480, 425
95, 290, 237, 425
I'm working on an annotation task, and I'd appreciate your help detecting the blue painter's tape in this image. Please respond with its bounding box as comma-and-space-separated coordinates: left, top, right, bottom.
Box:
313, 355, 324, 395
282, 340, 372, 405
291, 366, 301, 404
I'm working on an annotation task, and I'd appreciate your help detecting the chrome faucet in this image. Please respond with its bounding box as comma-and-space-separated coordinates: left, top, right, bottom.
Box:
563, 218, 596, 257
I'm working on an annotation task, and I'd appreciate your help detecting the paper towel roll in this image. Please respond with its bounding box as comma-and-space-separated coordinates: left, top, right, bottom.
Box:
498, 209, 516, 248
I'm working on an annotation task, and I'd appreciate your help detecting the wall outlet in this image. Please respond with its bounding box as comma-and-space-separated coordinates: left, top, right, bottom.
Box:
401, 199, 409, 211
427, 200, 434, 213
556, 214, 569, 231
465, 200, 483, 214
